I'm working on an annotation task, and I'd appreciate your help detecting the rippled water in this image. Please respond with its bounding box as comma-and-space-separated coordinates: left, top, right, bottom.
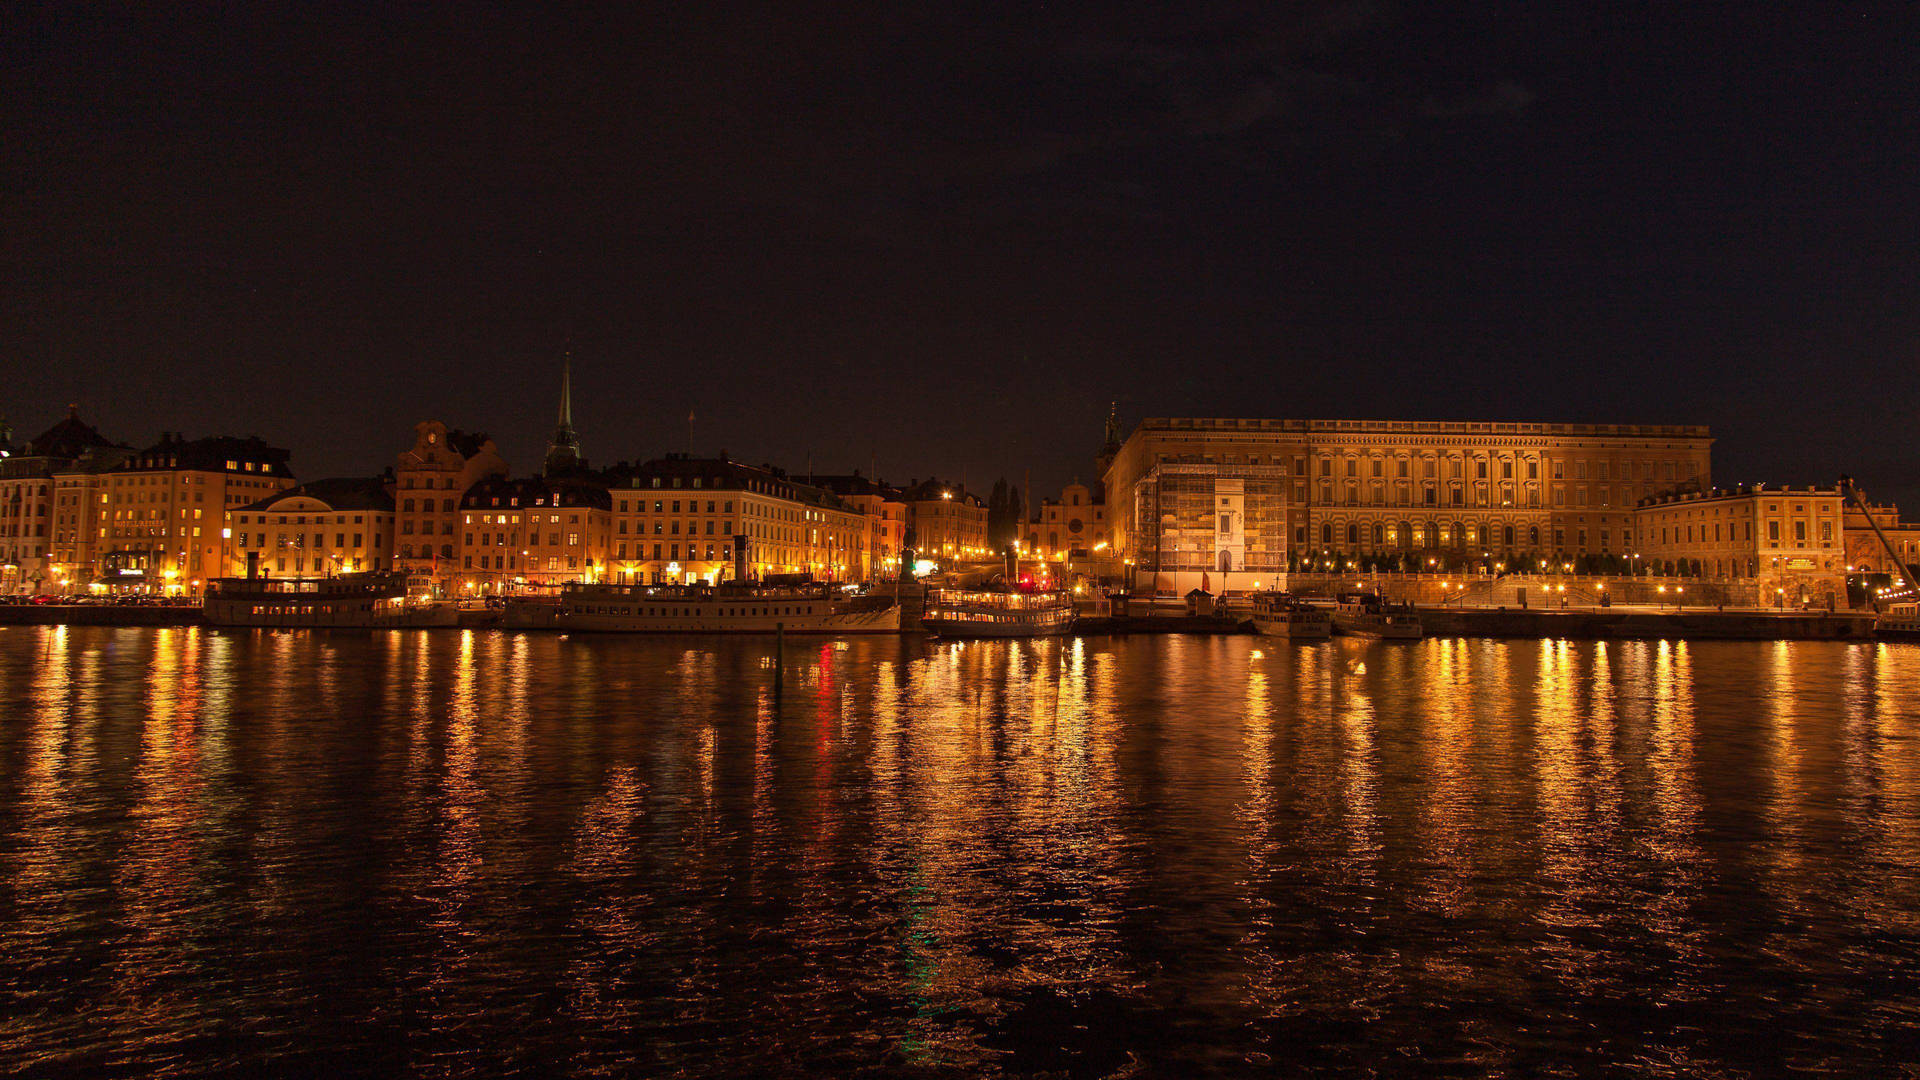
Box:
3, 628, 1920, 1077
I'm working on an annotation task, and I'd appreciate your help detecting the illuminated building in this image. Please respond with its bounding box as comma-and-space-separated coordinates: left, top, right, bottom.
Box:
392, 421, 508, 596
897, 479, 988, 562
458, 475, 611, 593
1025, 480, 1108, 558
78, 433, 295, 593
1104, 416, 1713, 594
1634, 484, 1845, 602
226, 477, 395, 578
1844, 500, 1920, 578
605, 455, 873, 585
800, 472, 907, 580
0, 407, 124, 593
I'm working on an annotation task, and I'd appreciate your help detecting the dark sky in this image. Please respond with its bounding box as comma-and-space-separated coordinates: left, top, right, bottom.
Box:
7, 3, 1919, 511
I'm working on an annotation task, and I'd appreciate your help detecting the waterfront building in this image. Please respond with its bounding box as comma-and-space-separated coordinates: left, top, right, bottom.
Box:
457, 474, 612, 593
227, 477, 396, 578
78, 433, 296, 593
1025, 480, 1108, 558
801, 472, 908, 580
0, 407, 125, 592
1634, 484, 1846, 602
1103, 416, 1713, 594
898, 479, 989, 562
605, 455, 873, 585
392, 421, 509, 595
1844, 500, 1920, 578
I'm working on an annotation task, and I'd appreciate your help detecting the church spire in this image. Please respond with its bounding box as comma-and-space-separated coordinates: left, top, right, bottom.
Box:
545, 351, 581, 475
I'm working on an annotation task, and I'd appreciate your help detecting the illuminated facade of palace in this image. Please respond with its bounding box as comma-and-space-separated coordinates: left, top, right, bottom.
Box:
1103, 417, 1713, 593
1634, 485, 1845, 601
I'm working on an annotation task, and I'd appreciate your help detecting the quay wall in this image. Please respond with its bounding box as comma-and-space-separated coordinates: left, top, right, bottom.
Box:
0, 606, 203, 627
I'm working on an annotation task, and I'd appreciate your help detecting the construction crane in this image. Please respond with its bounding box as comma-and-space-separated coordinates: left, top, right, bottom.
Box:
1839, 474, 1920, 603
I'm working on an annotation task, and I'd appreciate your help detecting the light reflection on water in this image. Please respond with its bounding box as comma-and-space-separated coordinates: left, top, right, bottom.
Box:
2, 627, 1920, 1077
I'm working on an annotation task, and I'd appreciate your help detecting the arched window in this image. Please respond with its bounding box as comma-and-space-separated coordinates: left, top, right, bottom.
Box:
1372, 522, 1384, 545
1425, 521, 1439, 548
1452, 521, 1466, 548
1527, 526, 1540, 547
1503, 525, 1515, 547
1346, 523, 1359, 545
1321, 523, 1333, 544
1399, 521, 1413, 548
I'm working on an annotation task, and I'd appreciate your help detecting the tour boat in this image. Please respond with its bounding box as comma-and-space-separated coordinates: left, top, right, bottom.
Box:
920, 586, 1075, 638
1331, 592, 1423, 640
1249, 591, 1333, 639
1878, 601, 1920, 642
508, 581, 901, 633
203, 572, 458, 628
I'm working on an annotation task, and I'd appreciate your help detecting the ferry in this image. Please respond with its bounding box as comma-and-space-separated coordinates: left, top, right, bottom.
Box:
203, 572, 458, 628
1331, 592, 1423, 640
921, 586, 1075, 638
1249, 591, 1333, 639
507, 581, 901, 634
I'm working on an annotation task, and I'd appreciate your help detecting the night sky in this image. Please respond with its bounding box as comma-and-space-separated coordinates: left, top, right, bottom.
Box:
7, 4, 1918, 511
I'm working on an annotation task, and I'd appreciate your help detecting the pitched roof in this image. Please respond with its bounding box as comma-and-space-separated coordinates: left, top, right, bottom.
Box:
23, 408, 122, 460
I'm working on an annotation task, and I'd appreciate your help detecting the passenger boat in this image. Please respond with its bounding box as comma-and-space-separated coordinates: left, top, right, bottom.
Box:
508, 581, 901, 633
921, 586, 1075, 637
1249, 591, 1333, 639
1331, 592, 1422, 640
203, 572, 457, 628
1878, 600, 1920, 642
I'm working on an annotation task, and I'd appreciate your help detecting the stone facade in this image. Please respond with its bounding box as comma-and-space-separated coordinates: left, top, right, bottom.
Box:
1026, 481, 1108, 557
1, 408, 126, 592
1634, 485, 1846, 604
603, 456, 874, 586
227, 477, 396, 579
458, 475, 612, 592
898, 480, 989, 563
391, 421, 509, 595
1104, 417, 1713, 594
68, 433, 295, 593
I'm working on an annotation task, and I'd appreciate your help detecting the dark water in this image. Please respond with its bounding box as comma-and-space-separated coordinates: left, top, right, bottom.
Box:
3, 628, 1919, 1078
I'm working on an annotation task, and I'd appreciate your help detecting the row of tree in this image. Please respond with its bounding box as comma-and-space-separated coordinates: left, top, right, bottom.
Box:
985, 478, 1026, 550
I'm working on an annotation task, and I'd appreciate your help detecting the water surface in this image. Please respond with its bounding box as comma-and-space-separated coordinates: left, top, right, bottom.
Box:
2, 628, 1918, 1077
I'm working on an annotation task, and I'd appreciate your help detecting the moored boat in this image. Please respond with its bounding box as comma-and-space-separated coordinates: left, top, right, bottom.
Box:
1878, 601, 1920, 642
921, 586, 1075, 637
512, 581, 901, 633
1249, 591, 1333, 639
1331, 592, 1422, 640
204, 571, 457, 628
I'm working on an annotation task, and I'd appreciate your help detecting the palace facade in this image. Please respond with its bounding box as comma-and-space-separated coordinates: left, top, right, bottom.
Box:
1104, 417, 1713, 593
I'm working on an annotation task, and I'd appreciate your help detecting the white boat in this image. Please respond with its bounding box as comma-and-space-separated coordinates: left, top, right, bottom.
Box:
1331, 592, 1422, 640
512, 581, 901, 634
921, 587, 1074, 637
204, 572, 458, 628
1878, 600, 1920, 642
1249, 591, 1333, 639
